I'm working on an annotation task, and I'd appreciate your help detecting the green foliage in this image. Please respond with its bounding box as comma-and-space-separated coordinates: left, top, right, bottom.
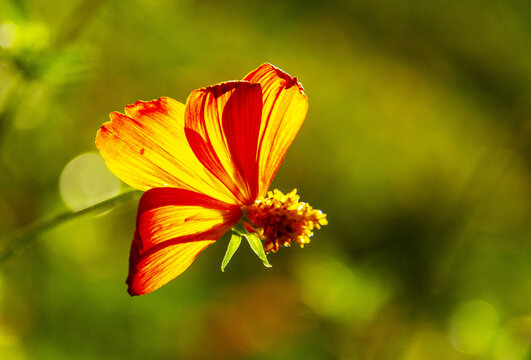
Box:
221, 232, 242, 272
244, 233, 272, 268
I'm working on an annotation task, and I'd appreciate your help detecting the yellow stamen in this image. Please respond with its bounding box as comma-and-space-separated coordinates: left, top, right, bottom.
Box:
243, 189, 328, 253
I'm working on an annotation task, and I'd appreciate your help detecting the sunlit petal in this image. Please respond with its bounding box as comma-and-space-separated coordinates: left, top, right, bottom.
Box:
244, 64, 309, 196
127, 188, 241, 296
127, 233, 214, 296
95, 97, 239, 204
184, 81, 262, 205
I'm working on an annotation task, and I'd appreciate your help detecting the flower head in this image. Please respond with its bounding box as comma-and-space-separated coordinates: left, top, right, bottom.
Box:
244, 189, 328, 253
96, 63, 327, 296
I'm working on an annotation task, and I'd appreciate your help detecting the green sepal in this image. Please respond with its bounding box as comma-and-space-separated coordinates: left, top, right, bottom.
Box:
221, 232, 242, 272
245, 233, 272, 268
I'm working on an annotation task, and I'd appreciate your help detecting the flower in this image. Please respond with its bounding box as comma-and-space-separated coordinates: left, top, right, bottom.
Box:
96, 63, 327, 296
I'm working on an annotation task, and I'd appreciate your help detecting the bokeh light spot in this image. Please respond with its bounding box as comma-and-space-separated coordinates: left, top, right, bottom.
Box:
492, 316, 531, 360
0, 22, 16, 49
59, 152, 121, 211
450, 299, 500, 355
296, 253, 390, 324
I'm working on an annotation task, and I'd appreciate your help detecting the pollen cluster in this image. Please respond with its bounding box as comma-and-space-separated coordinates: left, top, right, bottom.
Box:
244, 189, 328, 253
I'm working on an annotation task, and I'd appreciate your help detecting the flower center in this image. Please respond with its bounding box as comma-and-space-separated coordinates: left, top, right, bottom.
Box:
243, 189, 328, 253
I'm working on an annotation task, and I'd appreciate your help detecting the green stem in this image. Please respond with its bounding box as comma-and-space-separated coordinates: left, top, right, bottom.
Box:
0, 189, 142, 264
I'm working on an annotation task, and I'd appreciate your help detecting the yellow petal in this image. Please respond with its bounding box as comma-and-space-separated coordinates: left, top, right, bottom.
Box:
244, 64, 309, 196
127, 188, 241, 295
128, 236, 215, 296
95, 97, 239, 204
136, 187, 241, 249
184, 81, 262, 205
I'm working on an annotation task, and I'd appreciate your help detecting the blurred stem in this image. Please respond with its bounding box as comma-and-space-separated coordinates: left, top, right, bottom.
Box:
0, 0, 109, 259
0, 190, 142, 264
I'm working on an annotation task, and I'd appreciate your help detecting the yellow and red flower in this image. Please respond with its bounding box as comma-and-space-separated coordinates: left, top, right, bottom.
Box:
96, 63, 327, 296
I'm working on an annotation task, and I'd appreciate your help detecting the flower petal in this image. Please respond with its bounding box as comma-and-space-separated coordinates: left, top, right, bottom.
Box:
127, 188, 241, 296
128, 233, 214, 296
95, 97, 239, 204
244, 64, 309, 196
184, 81, 262, 205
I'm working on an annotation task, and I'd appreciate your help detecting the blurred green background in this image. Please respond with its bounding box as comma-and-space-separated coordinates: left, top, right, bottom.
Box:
1, 0, 531, 359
